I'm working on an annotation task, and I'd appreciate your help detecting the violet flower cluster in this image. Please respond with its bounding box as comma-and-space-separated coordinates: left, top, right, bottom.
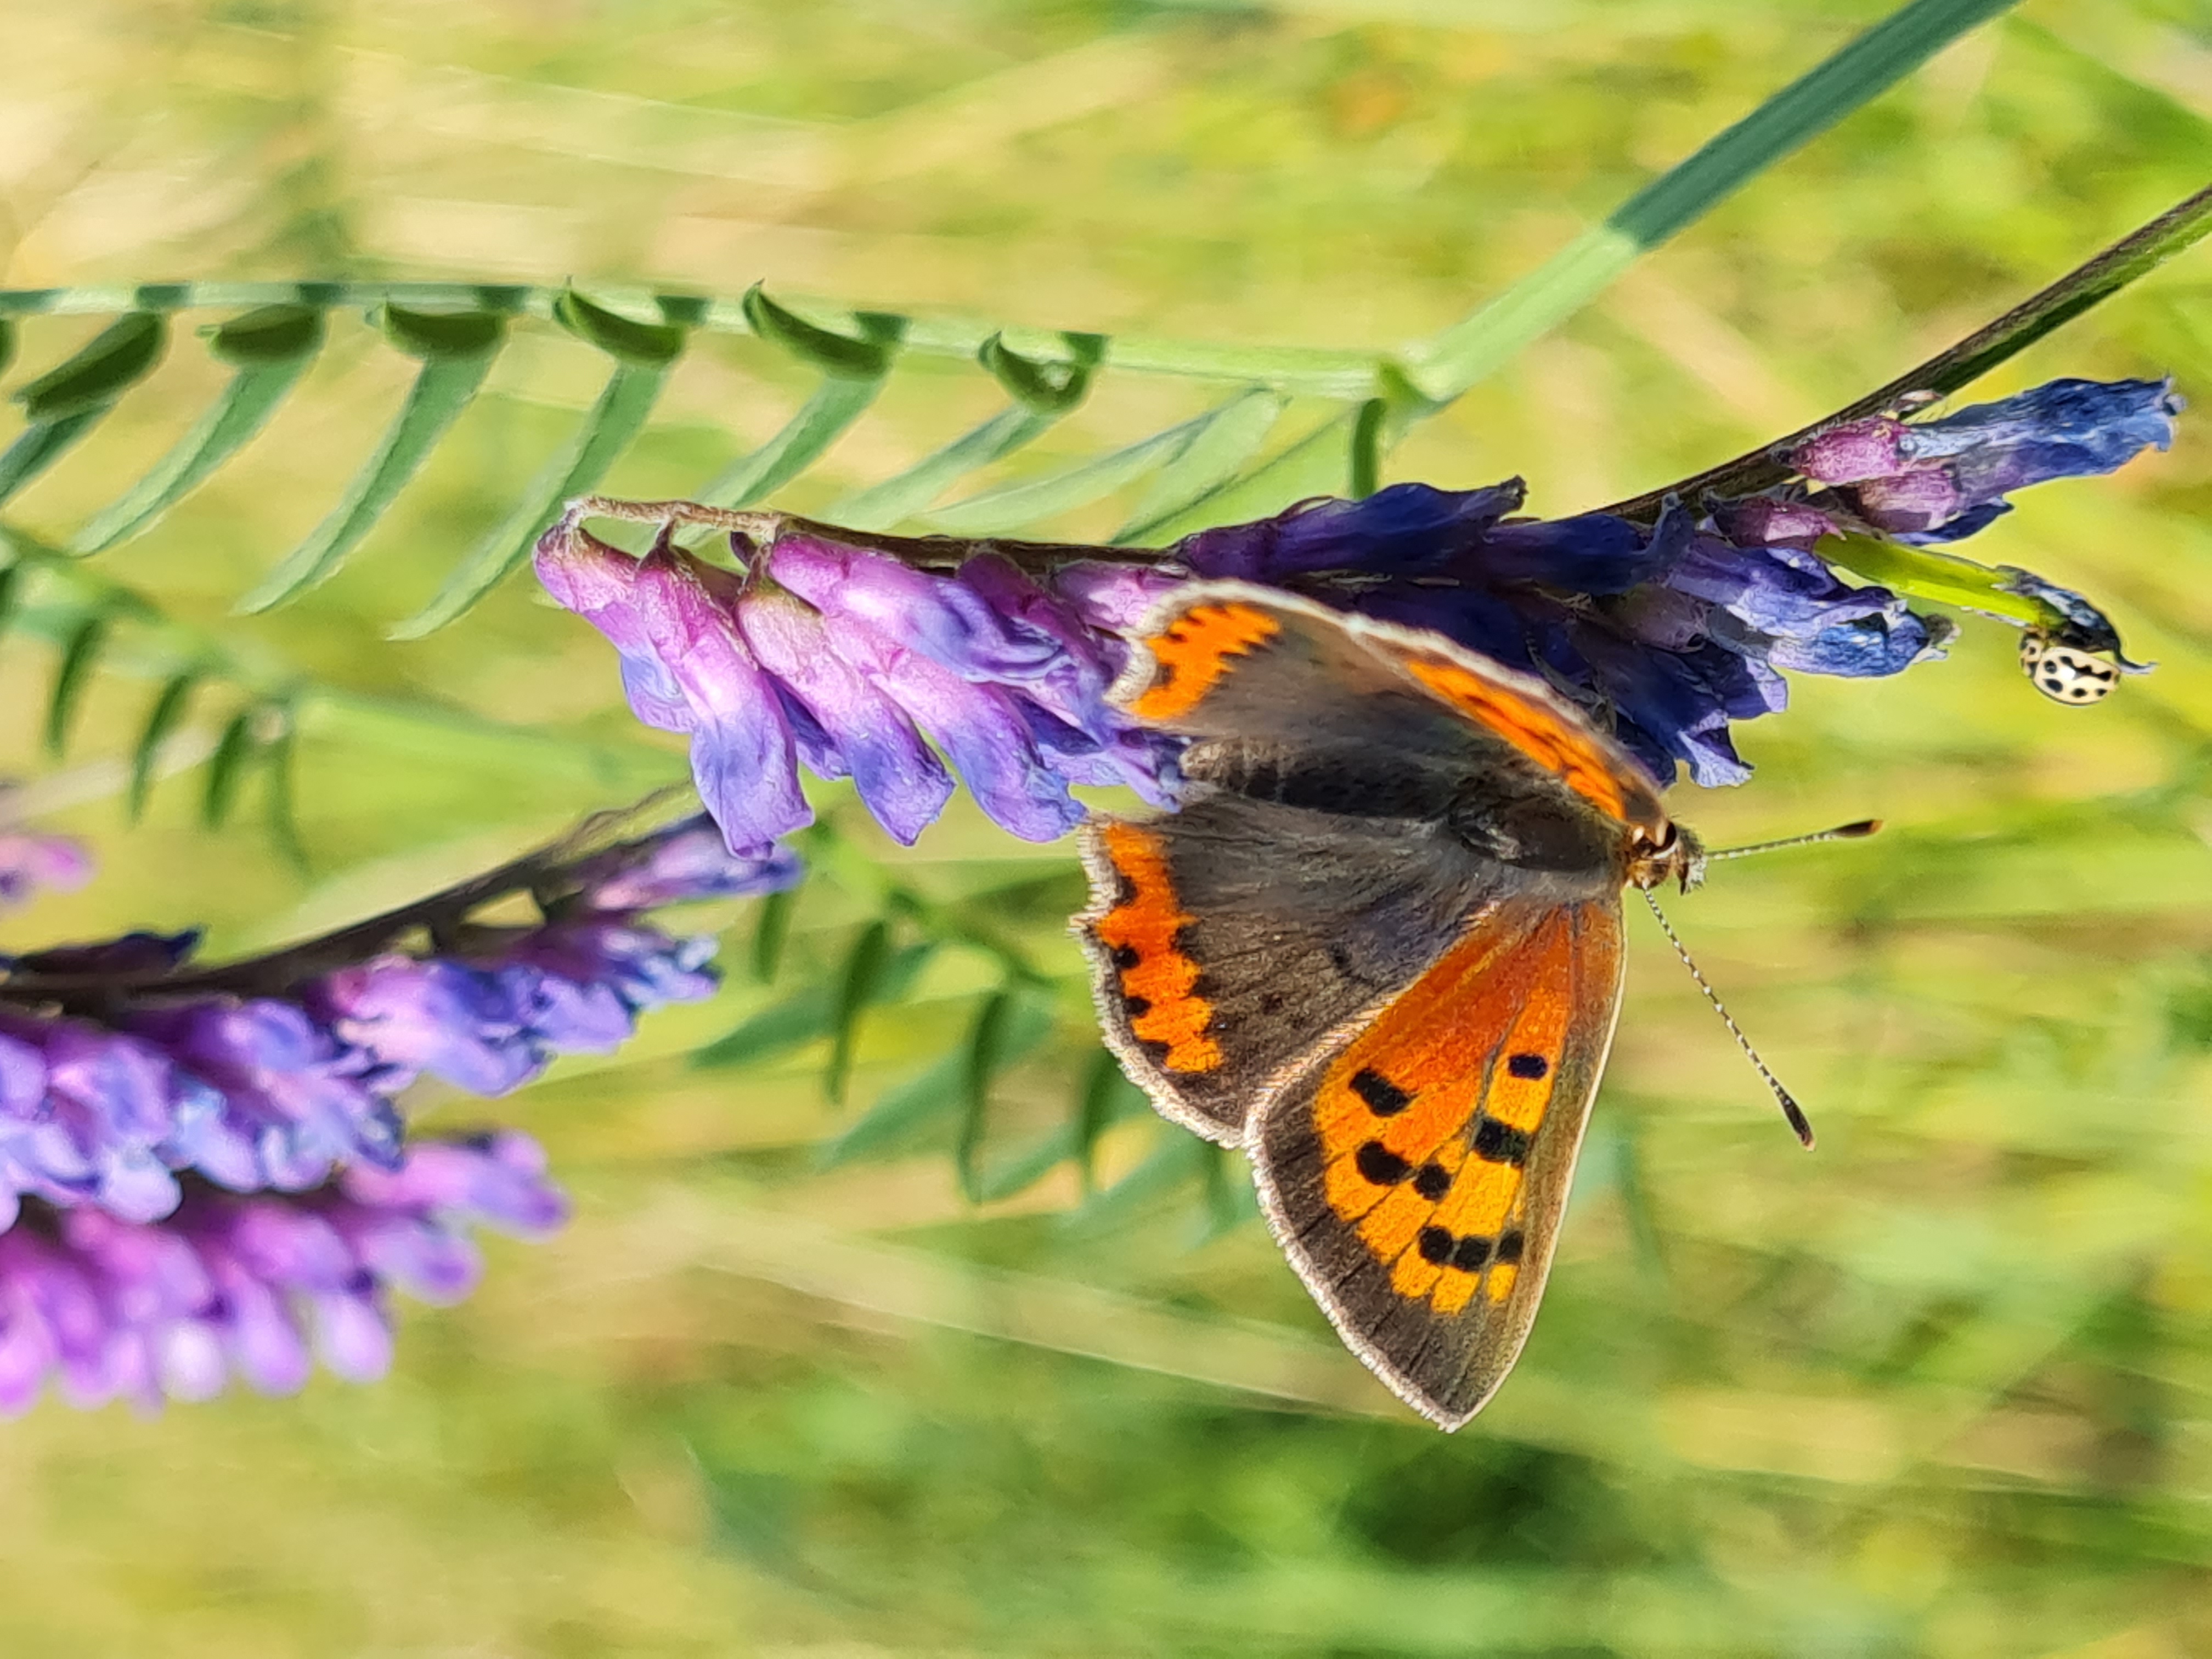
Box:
543, 376, 2177, 824
0, 812, 793, 1410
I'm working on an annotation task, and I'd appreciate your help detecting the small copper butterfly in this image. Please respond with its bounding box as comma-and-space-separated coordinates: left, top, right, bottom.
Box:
1075, 582, 1714, 1430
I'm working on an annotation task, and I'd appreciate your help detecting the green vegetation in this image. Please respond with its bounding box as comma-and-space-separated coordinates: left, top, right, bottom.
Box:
0, 1, 2208, 1652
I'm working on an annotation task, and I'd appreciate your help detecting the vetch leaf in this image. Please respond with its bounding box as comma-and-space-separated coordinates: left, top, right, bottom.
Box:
552, 290, 686, 366
12, 311, 167, 422
741, 284, 904, 380
825, 918, 894, 1104
692, 986, 832, 1071
817, 1051, 960, 1169
0, 409, 105, 510
751, 883, 797, 984
391, 351, 679, 638
262, 710, 307, 873
236, 306, 505, 613
127, 670, 199, 823
977, 331, 1103, 415
1074, 1046, 1141, 1195
1111, 388, 1286, 543
926, 403, 1232, 537
831, 405, 1060, 532
70, 306, 327, 554
43, 612, 108, 757
201, 708, 256, 829
695, 375, 883, 510
1133, 409, 1357, 544
692, 940, 932, 1071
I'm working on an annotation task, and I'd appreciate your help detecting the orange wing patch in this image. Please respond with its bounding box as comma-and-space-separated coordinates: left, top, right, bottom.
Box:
1401, 657, 1633, 822
1128, 601, 1280, 724
1090, 822, 1222, 1075
1310, 910, 1579, 1316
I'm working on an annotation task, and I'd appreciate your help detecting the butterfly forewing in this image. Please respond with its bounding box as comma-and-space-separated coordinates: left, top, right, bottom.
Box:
1250, 897, 1627, 1429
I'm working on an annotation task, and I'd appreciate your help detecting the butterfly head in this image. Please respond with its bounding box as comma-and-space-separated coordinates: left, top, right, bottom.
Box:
1626, 817, 1704, 895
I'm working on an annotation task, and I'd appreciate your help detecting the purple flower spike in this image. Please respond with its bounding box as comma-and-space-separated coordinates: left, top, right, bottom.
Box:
738, 589, 954, 844
575, 814, 804, 911
0, 834, 92, 910
316, 958, 541, 1097
1790, 377, 2180, 541
0, 1134, 566, 1413
539, 515, 1170, 851
770, 534, 1066, 682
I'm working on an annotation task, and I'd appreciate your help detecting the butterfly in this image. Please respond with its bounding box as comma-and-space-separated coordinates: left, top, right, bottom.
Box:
1075, 581, 1708, 1430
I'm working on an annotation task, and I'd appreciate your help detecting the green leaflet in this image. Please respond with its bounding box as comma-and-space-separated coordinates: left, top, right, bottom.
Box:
201, 708, 257, 828
820, 988, 1052, 1181
43, 612, 109, 756
390, 351, 676, 639
829, 405, 1062, 532
691, 940, 933, 1072
926, 391, 1273, 538
236, 306, 505, 613
12, 310, 167, 421
1111, 388, 1288, 543
1132, 409, 1356, 544
70, 306, 326, 555
825, 918, 895, 1104
0, 409, 107, 510
750, 884, 797, 984
127, 671, 199, 822
694, 375, 884, 510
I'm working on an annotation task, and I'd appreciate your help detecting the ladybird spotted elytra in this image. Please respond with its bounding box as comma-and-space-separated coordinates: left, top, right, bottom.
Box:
2019, 630, 2119, 705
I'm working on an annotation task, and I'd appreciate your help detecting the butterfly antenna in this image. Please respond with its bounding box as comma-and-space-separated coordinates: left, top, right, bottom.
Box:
1706, 819, 1881, 862
1639, 888, 1816, 1150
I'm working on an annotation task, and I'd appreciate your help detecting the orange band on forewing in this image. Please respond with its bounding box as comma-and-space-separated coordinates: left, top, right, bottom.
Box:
1092, 823, 1222, 1074
1403, 657, 1630, 820
1128, 602, 1280, 723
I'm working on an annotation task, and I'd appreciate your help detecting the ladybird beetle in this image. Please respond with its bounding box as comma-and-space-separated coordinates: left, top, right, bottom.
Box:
2019, 630, 2118, 705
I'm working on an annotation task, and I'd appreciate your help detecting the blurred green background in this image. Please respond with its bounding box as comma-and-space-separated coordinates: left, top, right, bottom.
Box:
4, 1, 2212, 1653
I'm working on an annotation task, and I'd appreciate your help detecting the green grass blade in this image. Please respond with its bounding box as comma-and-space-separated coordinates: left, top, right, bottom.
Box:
828, 407, 1058, 532
237, 322, 502, 613
1406, 0, 2021, 403
695, 374, 884, 509
70, 309, 326, 554
389, 356, 672, 639
1110, 388, 1288, 543
262, 714, 308, 873
127, 670, 199, 822
1603, 181, 2212, 518
1073, 1047, 1139, 1195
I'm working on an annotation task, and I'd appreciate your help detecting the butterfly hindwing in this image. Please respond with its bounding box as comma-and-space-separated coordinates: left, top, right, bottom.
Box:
1250, 896, 1628, 1429
1076, 791, 1510, 1143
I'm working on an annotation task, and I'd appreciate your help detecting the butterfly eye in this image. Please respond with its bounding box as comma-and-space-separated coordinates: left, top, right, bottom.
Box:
1646, 822, 1679, 854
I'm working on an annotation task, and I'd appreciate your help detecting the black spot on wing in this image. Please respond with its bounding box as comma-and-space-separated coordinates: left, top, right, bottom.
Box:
1507, 1052, 1549, 1080
1355, 1142, 1412, 1186
1412, 1163, 1452, 1201
1472, 1118, 1533, 1166
1351, 1069, 1413, 1117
